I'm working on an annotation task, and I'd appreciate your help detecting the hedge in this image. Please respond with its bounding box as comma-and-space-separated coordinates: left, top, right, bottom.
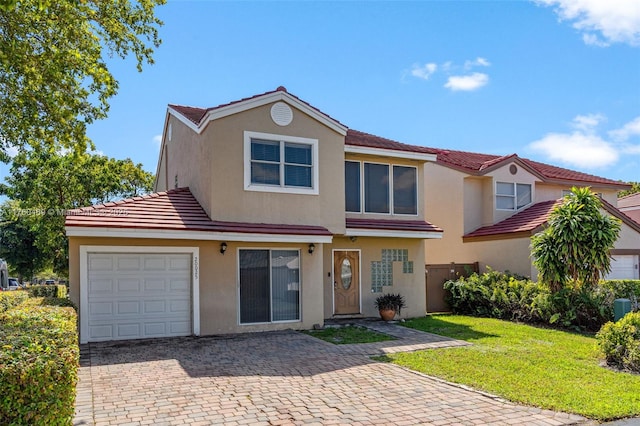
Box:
597, 311, 640, 373
28, 284, 67, 299
0, 291, 29, 313
444, 270, 639, 331
0, 297, 79, 425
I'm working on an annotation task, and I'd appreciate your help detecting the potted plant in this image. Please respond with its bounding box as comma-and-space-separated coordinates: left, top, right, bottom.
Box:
374, 293, 406, 321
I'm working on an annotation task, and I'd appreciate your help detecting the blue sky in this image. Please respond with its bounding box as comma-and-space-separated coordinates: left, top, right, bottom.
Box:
18, 1, 640, 183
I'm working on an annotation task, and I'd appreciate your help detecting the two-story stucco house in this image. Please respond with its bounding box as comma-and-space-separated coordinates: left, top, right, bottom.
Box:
421, 149, 640, 289
66, 87, 639, 343
66, 87, 444, 343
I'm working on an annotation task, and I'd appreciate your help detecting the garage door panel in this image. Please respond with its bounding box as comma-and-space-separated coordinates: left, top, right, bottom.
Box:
117, 257, 141, 271
117, 301, 140, 315
143, 256, 167, 270
90, 278, 114, 293
87, 252, 192, 342
170, 299, 190, 313
117, 323, 141, 338
89, 256, 114, 271
144, 300, 166, 313
170, 279, 190, 291
117, 278, 141, 292
169, 256, 191, 271
144, 278, 167, 292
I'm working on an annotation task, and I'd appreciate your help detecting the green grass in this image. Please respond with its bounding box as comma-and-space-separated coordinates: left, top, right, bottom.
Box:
379, 315, 640, 421
304, 325, 395, 344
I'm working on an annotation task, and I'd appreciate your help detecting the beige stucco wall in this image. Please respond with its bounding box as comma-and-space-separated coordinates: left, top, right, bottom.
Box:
69, 237, 325, 336
157, 102, 346, 234
464, 237, 536, 278
613, 219, 640, 250
322, 237, 426, 319
535, 182, 619, 204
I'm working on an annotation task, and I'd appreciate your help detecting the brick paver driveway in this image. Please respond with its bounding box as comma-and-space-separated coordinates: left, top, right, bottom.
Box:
75, 324, 587, 426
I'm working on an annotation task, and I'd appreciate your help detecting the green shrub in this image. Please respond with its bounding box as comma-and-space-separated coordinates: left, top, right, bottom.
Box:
0, 299, 79, 425
29, 284, 67, 299
601, 279, 640, 309
597, 311, 640, 373
444, 269, 544, 322
0, 291, 29, 313
445, 270, 616, 331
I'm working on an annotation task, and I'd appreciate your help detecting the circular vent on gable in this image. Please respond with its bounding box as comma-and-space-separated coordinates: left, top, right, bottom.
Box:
509, 164, 518, 175
270, 102, 293, 126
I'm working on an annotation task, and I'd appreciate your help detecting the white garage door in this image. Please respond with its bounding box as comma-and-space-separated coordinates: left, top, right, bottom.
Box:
606, 255, 639, 280
87, 252, 192, 342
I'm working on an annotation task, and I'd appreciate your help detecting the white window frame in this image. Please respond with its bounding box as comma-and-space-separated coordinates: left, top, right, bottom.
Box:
237, 247, 302, 325
345, 160, 418, 216
496, 181, 531, 211
244, 131, 319, 195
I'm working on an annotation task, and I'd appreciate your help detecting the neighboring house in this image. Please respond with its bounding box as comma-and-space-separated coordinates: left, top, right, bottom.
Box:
421, 150, 640, 284
66, 87, 443, 343
65, 87, 639, 342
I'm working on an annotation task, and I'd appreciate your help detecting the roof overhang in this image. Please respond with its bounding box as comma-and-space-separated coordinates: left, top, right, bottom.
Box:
345, 228, 443, 239
345, 145, 437, 162
65, 226, 333, 244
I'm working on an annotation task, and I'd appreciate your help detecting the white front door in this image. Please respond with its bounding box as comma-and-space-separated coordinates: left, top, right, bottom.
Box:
86, 252, 192, 342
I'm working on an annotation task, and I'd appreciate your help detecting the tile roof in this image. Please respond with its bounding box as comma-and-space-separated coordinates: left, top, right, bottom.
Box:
463, 197, 640, 242
344, 131, 628, 188
169, 86, 346, 129
618, 193, 640, 209
463, 200, 561, 241
65, 187, 332, 236
168, 88, 628, 189
346, 218, 443, 233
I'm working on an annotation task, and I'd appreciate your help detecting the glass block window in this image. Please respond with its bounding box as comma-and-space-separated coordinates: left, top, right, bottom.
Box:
372, 249, 413, 293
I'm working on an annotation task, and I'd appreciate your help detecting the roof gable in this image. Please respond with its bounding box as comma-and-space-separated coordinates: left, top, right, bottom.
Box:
168, 86, 347, 136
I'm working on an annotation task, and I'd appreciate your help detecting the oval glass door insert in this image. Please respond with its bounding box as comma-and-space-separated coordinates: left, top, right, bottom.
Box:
341, 258, 352, 290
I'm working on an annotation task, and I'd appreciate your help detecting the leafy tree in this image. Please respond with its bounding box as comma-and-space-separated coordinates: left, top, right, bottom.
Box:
0, 0, 165, 155
531, 187, 621, 292
0, 200, 47, 281
619, 182, 640, 198
0, 150, 154, 275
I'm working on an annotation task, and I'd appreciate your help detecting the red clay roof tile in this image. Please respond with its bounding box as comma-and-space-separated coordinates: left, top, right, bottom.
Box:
463, 200, 561, 241
65, 187, 332, 236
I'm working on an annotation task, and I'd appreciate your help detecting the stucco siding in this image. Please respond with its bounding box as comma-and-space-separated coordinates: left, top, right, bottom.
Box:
322, 237, 426, 319
205, 103, 346, 233
69, 237, 325, 336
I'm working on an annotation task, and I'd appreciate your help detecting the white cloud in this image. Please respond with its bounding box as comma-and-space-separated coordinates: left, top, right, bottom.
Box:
152, 134, 162, 147
464, 57, 491, 69
536, 0, 640, 47
529, 132, 619, 168
411, 63, 438, 80
609, 116, 640, 141
571, 113, 606, 132
444, 73, 489, 91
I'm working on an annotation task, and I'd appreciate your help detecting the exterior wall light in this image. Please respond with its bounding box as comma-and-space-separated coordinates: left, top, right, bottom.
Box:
220, 242, 228, 255
308, 243, 315, 254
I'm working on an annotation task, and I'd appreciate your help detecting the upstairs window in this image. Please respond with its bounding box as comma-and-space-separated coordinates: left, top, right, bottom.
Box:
244, 131, 318, 195
496, 182, 531, 210
345, 161, 418, 215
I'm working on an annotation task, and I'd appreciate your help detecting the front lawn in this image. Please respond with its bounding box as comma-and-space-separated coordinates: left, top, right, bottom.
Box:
380, 315, 640, 421
304, 325, 395, 344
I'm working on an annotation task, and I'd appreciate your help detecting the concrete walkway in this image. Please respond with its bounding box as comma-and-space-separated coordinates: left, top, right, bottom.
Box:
74, 322, 588, 426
